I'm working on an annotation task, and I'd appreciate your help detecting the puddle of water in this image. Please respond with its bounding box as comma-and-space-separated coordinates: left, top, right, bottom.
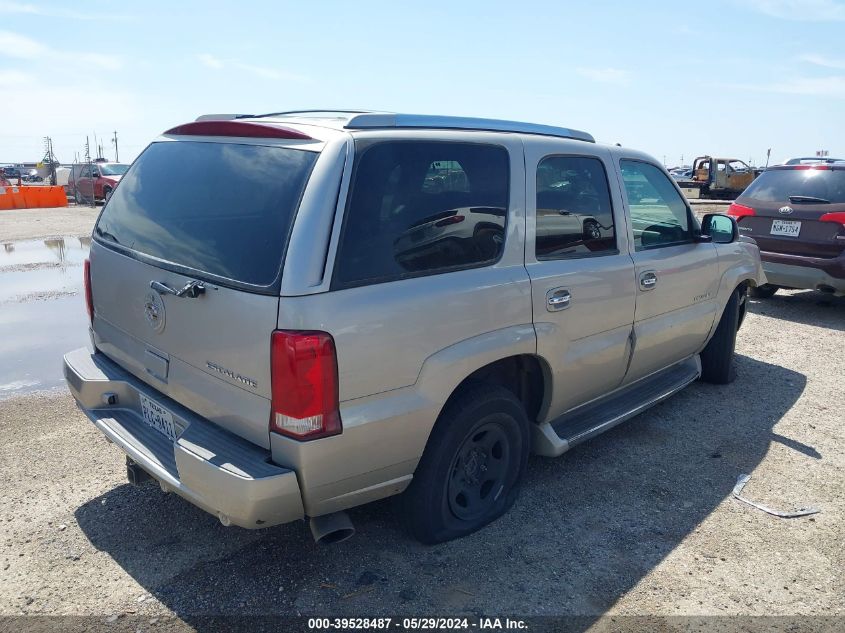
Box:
0, 237, 92, 399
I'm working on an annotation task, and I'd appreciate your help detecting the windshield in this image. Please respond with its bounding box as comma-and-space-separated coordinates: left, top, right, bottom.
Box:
99, 163, 130, 176
742, 168, 845, 203
95, 141, 318, 288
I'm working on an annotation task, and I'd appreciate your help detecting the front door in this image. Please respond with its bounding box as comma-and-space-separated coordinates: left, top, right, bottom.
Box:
525, 144, 636, 419
617, 159, 719, 383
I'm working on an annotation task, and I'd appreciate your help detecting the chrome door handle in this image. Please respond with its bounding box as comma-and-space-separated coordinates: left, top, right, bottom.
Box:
639, 271, 658, 291
546, 288, 571, 311
150, 280, 206, 299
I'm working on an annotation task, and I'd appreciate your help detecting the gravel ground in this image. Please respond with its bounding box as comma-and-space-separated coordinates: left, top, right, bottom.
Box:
0, 208, 842, 628
0, 206, 100, 242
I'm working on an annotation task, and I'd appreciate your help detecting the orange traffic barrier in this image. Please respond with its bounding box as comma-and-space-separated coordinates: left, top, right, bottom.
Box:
10, 187, 27, 209
49, 186, 69, 206
22, 186, 44, 207
2, 186, 54, 210
0, 187, 13, 210
0, 185, 68, 210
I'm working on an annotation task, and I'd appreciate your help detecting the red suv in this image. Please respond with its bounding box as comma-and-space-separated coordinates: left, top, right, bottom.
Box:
729, 164, 845, 298
70, 162, 129, 202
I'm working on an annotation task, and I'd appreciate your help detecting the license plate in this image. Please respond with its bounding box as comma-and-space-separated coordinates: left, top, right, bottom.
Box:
771, 219, 801, 237
139, 393, 177, 441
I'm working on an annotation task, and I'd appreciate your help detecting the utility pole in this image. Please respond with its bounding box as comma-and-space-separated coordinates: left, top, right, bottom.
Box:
111, 130, 119, 162
42, 136, 57, 185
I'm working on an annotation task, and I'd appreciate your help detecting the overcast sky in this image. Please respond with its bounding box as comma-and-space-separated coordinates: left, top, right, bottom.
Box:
1, 0, 843, 167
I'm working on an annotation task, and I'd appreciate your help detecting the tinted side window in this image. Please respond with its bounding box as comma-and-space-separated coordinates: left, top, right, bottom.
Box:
620, 160, 692, 250
535, 155, 616, 259
334, 142, 509, 288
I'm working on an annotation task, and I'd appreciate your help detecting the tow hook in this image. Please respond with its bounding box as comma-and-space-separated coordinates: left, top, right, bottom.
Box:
126, 457, 152, 486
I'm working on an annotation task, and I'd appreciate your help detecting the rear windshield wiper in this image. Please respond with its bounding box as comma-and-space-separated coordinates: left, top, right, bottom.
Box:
789, 195, 830, 204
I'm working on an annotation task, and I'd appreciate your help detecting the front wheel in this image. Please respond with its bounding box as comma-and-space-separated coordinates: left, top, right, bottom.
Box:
402, 385, 530, 544
700, 287, 742, 384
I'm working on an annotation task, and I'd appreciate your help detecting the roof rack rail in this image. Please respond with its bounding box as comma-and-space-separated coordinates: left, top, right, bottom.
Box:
343, 113, 595, 143
195, 114, 255, 121
199, 110, 594, 142
248, 109, 381, 119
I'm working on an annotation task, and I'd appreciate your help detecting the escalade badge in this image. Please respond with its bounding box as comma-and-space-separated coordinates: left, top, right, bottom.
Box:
778, 206, 794, 215
143, 291, 166, 333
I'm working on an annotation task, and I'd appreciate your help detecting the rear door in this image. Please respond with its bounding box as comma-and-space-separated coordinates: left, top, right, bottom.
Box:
735, 166, 845, 260
90, 136, 322, 448
618, 158, 719, 383
525, 143, 636, 417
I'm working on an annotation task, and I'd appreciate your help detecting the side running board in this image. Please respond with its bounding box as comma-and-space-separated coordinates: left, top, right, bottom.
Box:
532, 356, 701, 457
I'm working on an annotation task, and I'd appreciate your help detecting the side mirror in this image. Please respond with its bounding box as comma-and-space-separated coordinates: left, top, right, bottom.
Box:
91, 171, 100, 178
701, 213, 738, 244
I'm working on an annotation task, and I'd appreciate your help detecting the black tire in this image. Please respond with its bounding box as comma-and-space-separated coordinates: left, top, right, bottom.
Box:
402, 385, 530, 544
749, 284, 778, 299
700, 287, 742, 384
103, 186, 113, 201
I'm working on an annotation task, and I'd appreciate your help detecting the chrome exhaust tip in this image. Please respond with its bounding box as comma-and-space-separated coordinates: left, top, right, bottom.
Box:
309, 511, 355, 545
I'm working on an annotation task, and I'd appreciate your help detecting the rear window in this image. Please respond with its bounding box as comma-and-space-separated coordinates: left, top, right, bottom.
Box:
95, 141, 317, 288
742, 168, 845, 203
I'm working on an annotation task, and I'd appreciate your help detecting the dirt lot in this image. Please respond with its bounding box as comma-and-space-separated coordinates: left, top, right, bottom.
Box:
0, 208, 842, 628
0, 205, 100, 242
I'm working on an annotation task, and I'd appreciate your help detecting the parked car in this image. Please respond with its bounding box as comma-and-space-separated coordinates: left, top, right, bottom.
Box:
23, 169, 43, 182
68, 162, 129, 202
676, 156, 757, 199
2, 166, 22, 180
63, 111, 765, 544
729, 164, 845, 297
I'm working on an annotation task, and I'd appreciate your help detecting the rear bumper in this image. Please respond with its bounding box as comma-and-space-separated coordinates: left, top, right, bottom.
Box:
760, 250, 845, 293
63, 348, 304, 529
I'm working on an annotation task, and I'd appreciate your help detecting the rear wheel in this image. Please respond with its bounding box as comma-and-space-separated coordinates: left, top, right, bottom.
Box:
402, 385, 529, 544
700, 287, 742, 384
749, 284, 778, 299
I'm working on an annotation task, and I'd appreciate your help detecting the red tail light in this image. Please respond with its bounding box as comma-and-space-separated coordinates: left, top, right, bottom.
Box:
270, 330, 341, 440
83, 258, 94, 324
820, 212, 845, 226
727, 202, 756, 219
